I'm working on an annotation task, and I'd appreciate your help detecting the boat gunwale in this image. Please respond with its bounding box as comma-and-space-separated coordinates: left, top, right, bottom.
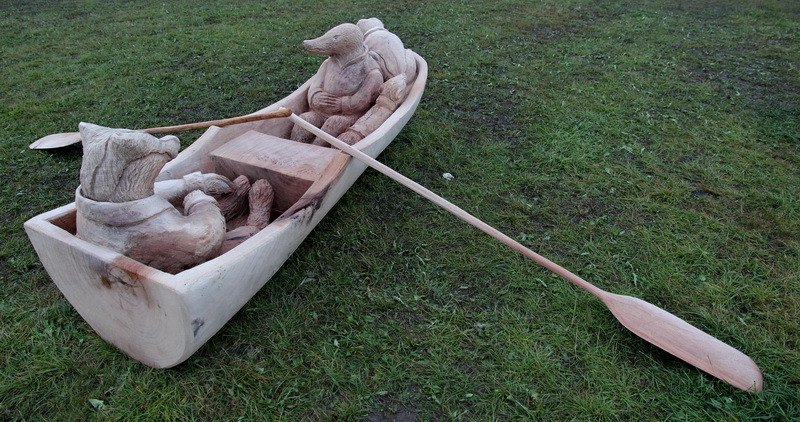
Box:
170, 51, 428, 287
28, 52, 427, 289
23, 52, 428, 367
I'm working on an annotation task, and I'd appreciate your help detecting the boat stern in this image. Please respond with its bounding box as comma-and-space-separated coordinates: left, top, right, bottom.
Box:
24, 204, 194, 368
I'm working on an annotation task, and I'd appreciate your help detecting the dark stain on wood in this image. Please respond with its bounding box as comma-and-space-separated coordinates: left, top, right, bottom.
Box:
98, 256, 157, 308
191, 318, 205, 337
278, 184, 331, 221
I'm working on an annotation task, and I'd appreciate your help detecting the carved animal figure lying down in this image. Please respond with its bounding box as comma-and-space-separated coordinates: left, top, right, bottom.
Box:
75, 123, 272, 274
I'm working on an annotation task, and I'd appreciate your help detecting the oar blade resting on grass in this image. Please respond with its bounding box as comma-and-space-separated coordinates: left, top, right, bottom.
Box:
28, 108, 293, 149
602, 293, 763, 392
290, 113, 764, 393
29, 132, 82, 149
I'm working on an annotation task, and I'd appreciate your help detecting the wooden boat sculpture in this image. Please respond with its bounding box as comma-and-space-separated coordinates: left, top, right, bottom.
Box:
24, 24, 427, 368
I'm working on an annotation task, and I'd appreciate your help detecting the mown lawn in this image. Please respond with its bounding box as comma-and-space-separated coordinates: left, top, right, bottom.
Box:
1, 0, 798, 420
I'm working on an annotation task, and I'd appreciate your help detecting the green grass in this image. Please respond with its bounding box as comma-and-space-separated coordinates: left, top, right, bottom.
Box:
2, 0, 798, 420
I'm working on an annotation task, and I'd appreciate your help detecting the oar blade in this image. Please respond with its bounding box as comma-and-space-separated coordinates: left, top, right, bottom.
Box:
290, 112, 764, 392
29, 132, 82, 149
602, 292, 763, 392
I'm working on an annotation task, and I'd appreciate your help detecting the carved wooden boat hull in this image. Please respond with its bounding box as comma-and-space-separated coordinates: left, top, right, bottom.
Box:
24, 53, 427, 368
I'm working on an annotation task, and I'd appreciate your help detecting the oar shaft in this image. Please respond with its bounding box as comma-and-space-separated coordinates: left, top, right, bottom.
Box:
144, 107, 292, 134
291, 114, 764, 392
30, 108, 293, 149
289, 114, 605, 298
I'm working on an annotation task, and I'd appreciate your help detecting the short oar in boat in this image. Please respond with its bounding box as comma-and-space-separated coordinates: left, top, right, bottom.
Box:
29, 108, 293, 149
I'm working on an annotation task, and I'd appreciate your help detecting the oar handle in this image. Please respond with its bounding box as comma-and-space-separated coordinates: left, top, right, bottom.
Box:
143, 107, 292, 134
289, 114, 607, 298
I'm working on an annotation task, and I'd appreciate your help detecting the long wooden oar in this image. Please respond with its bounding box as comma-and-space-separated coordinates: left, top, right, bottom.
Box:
29, 107, 293, 149
290, 113, 764, 392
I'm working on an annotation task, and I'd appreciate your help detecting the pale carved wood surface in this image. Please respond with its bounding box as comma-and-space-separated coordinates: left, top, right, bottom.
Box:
74, 121, 283, 274
291, 23, 384, 146
75, 123, 229, 274
211, 131, 340, 212
358, 18, 417, 83
30, 107, 291, 150
24, 48, 428, 368
290, 112, 764, 393
339, 74, 408, 145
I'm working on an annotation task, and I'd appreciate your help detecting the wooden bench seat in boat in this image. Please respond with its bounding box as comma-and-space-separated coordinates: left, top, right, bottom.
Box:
209, 130, 342, 212
23, 50, 427, 368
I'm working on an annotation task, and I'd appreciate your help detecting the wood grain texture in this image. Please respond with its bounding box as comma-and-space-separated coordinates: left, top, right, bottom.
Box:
24, 53, 427, 368
602, 293, 763, 392
290, 23, 384, 146
358, 18, 417, 82
210, 131, 340, 212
